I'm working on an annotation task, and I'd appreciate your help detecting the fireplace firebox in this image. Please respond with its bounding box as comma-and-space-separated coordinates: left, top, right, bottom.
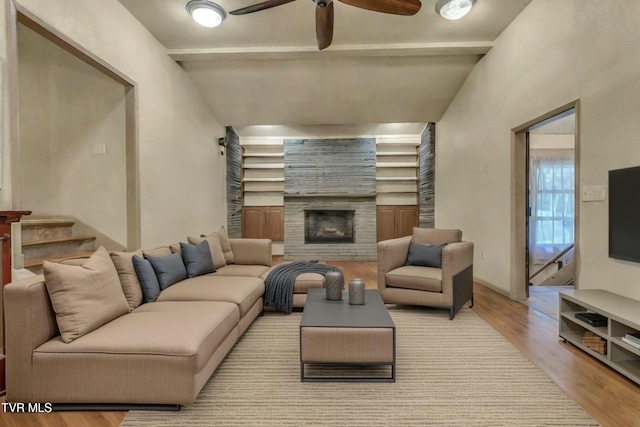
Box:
304, 210, 355, 244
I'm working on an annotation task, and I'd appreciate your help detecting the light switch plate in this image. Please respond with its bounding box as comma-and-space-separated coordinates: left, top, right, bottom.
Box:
93, 144, 106, 155
582, 185, 606, 202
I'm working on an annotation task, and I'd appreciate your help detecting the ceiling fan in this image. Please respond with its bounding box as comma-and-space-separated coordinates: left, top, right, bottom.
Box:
229, 0, 422, 51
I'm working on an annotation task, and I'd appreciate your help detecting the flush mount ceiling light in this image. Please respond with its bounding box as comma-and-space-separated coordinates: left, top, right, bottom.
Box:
186, 0, 227, 27
435, 0, 476, 20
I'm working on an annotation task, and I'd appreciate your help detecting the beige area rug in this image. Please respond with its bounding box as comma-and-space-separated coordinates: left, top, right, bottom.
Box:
122, 306, 598, 427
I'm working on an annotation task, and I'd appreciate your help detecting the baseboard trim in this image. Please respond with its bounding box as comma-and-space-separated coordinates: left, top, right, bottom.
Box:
473, 279, 514, 299
51, 403, 180, 411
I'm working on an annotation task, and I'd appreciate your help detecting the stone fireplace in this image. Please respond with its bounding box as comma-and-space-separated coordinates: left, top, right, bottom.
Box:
283, 138, 377, 261
304, 209, 355, 244
284, 195, 376, 261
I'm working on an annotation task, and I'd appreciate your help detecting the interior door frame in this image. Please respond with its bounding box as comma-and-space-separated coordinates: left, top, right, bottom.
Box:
6, 0, 141, 250
511, 100, 580, 300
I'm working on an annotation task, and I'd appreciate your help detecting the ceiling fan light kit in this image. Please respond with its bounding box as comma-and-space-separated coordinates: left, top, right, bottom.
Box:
435, 0, 476, 20
186, 0, 227, 27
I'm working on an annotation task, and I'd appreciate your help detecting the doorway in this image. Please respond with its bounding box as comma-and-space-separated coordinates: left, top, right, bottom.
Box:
7, 5, 141, 250
511, 102, 580, 319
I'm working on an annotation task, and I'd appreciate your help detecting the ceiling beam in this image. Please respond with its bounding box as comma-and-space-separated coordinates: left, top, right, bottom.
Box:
168, 41, 493, 61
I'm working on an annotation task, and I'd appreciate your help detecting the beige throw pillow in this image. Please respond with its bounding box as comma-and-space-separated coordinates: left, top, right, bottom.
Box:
43, 246, 129, 343
110, 249, 144, 311
143, 245, 172, 258
188, 234, 226, 269
216, 226, 234, 264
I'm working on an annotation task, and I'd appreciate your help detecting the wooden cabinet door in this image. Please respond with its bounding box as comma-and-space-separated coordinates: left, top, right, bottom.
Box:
376, 206, 398, 242
397, 206, 418, 238
242, 207, 263, 238
262, 206, 284, 241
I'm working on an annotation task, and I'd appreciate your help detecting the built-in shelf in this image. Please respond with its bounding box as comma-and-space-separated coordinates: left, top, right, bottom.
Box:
242, 153, 284, 158
242, 177, 285, 182
243, 163, 285, 169
376, 177, 418, 181
376, 152, 417, 156
376, 162, 418, 168
241, 142, 283, 146
375, 137, 419, 208
241, 138, 285, 209
559, 289, 640, 386
376, 190, 419, 194
284, 193, 377, 199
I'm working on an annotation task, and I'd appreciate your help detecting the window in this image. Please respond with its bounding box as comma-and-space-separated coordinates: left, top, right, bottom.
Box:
529, 157, 574, 264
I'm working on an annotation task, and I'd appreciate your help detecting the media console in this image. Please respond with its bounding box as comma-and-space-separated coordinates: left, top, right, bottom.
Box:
559, 289, 640, 385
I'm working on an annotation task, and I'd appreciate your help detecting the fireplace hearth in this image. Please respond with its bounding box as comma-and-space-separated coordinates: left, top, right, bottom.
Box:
305, 210, 354, 244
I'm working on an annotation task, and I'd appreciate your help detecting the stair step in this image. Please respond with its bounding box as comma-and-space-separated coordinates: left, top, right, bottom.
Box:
24, 251, 95, 275
22, 236, 96, 262
21, 218, 75, 243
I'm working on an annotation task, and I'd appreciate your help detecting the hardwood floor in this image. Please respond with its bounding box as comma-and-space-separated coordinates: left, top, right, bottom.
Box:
1, 261, 638, 427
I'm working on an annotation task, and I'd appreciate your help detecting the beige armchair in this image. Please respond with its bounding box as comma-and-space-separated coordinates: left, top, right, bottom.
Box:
377, 227, 474, 320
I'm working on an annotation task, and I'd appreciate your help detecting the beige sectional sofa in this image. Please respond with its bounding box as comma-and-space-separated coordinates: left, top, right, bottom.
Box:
4, 235, 277, 407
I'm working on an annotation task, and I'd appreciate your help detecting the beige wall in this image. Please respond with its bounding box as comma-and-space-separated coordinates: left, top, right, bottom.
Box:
437, 0, 640, 299
18, 24, 127, 248
0, 0, 13, 208
5, 0, 227, 248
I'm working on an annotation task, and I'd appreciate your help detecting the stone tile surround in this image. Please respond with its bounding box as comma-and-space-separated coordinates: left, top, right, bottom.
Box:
284, 196, 377, 261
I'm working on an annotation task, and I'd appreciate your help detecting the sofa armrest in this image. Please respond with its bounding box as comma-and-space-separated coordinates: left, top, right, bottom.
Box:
229, 238, 272, 266
441, 241, 474, 296
377, 236, 412, 292
4, 276, 60, 402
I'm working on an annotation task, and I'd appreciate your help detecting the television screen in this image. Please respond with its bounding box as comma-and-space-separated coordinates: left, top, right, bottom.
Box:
609, 165, 640, 263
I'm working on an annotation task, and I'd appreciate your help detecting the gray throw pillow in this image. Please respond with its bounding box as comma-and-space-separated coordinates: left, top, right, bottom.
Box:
132, 255, 161, 303
145, 252, 187, 290
405, 241, 447, 268
180, 240, 215, 278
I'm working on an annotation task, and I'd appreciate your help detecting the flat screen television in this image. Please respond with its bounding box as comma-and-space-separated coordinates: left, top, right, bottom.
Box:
609, 165, 640, 263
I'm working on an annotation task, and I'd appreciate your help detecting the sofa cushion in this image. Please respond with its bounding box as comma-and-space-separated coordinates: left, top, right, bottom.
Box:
156, 275, 265, 317
43, 246, 129, 343
132, 255, 161, 303
34, 301, 239, 377
180, 241, 216, 278
215, 264, 270, 278
405, 241, 447, 268
110, 249, 144, 311
412, 228, 462, 245
386, 265, 442, 292
145, 252, 187, 290
188, 234, 226, 269
142, 245, 173, 258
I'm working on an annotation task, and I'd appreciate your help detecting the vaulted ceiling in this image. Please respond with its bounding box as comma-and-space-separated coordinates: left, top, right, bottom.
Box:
119, 0, 532, 128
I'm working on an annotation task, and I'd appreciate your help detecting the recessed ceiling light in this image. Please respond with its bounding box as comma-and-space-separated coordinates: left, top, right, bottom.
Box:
435, 0, 477, 20
186, 0, 227, 28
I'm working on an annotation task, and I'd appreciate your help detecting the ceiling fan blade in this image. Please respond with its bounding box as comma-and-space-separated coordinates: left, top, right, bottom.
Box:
229, 0, 297, 15
316, 1, 334, 50
338, 0, 421, 15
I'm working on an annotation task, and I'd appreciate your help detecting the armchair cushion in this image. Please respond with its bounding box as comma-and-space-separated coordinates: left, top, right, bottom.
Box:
386, 266, 442, 292
412, 227, 462, 245
405, 241, 447, 268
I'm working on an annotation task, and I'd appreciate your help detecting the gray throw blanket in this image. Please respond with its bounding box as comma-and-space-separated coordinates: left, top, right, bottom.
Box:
264, 262, 343, 314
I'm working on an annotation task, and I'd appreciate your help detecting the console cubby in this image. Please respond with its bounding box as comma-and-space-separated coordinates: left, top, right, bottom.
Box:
559, 289, 640, 385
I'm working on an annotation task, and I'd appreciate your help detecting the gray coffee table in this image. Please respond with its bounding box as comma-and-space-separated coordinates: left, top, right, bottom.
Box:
299, 289, 396, 382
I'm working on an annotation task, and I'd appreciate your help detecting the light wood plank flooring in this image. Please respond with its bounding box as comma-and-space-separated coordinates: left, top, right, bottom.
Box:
1, 260, 638, 427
